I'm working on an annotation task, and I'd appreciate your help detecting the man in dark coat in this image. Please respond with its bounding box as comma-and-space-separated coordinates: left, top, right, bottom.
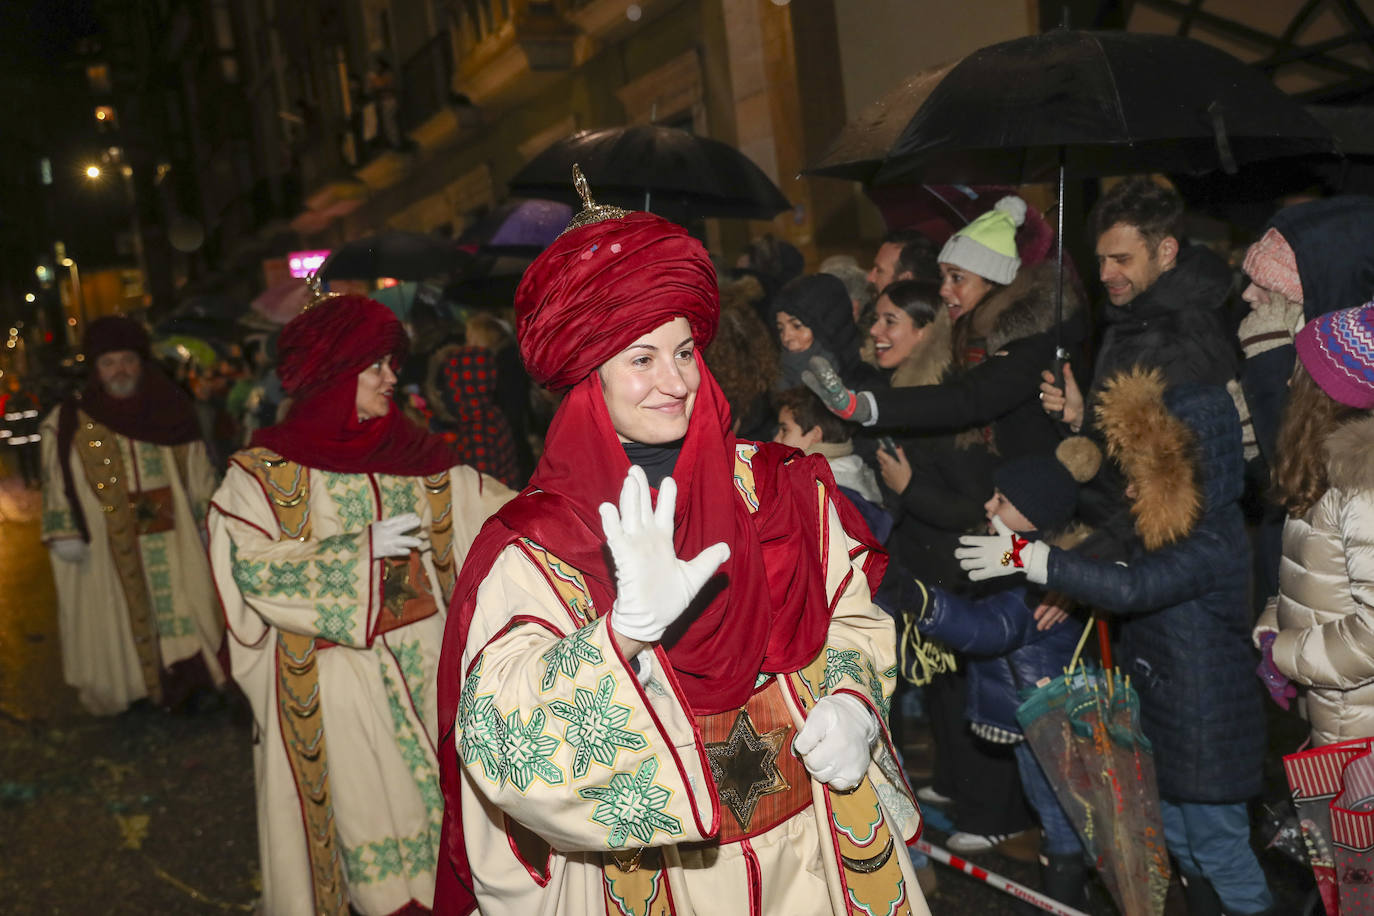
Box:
1041, 178, 1241, 551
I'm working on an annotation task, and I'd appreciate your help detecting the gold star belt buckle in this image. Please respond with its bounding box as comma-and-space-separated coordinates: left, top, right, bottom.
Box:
703, 708, 791, 833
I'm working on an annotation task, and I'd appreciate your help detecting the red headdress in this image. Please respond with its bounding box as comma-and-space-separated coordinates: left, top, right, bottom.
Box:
434, 204, 885, 913
251, 294, 457, 475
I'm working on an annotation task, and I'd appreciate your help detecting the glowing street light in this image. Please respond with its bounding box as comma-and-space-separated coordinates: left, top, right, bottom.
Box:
24, 293, 34, 303
85, 164, 101, 179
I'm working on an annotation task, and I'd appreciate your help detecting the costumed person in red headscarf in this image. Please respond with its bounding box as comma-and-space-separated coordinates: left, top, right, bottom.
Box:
434, 177, 929, 916
40, 316, 226, 715
208, 295, 515, 916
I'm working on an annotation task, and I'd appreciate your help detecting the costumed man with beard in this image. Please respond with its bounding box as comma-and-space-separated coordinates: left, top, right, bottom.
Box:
39, 316, 225, 716
434, 175, 927, 916
208, 294, 514, 916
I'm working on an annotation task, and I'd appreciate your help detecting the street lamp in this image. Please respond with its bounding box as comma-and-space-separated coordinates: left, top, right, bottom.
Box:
60, 257, 86, 331
85, 164, 101, 179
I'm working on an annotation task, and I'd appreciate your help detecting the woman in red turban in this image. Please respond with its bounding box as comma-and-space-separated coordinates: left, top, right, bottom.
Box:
435, 200, 930, 916
208, 295, 514, 916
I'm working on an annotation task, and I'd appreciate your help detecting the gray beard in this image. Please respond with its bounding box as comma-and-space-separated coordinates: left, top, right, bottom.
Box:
103, 378, 138, 399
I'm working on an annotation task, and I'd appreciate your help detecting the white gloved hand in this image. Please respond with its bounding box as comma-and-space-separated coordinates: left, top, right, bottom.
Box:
793, 693, 879, 791
599, 465, 730, 644
50, 538, 90, 564
955, 516, 1049, 582
370, 512, 422, 558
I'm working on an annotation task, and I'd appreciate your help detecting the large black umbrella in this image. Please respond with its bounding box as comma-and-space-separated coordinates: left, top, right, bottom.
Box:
508, 125, 791, 221
871, 29, 1337, 187
317, 230, 470, 282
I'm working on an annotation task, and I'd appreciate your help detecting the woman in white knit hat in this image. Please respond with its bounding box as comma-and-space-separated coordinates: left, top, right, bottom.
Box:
806, 194, 1083, 464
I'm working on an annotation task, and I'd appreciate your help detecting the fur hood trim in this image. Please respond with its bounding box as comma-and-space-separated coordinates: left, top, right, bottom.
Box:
890, 305, 954, 389
1094, 366, 1202, 550
970, 261, 1083, 354
1326, 415, 1374, 491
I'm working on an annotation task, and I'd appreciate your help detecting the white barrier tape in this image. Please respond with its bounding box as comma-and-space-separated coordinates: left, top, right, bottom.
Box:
915, 839, 1089, 916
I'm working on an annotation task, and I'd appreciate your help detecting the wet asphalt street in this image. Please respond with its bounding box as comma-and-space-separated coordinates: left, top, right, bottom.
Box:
0, 466, 1315, 914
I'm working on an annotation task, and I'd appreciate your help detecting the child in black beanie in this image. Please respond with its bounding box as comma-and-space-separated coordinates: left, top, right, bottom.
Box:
892, 437, 1100, 909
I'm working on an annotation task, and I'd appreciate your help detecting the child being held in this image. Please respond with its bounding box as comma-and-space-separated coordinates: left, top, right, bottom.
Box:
895, 438, 1101, 910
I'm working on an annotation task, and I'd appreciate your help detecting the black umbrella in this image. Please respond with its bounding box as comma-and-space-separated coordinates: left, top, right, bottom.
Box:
317, 230, 470, 282
508, 125, 792, 221
871, 29, 1337, 187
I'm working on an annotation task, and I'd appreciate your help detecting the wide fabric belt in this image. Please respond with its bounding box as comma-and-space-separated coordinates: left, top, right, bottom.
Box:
695, 677, 811, 844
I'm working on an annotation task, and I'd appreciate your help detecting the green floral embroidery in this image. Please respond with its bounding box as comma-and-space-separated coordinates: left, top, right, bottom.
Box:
229, 543, 265, 593
823, 647, 867, 691
315, 557, 358, 599
137, 442, 165, 479
315, 603, 352, 643
343, 844, 368, 884
343, 824, 435, 885
550, 674, 647, 779
870, 662, 895, 722
369, 838, 403, 880
459, 662, 507, 784
579, 757, 683, 847
393, 641, 428, 723
540, 624, 604, 691
402, 835, 431, 878
324, 476, 373, 530
42, 508, 75, 536
317, 532, 358, 554
266, 560, 311, 598
381, 478, 417, 518
501, 708, 564, 792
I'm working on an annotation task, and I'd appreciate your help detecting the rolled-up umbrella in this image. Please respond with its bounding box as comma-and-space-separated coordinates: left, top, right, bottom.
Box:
509, 124, 791, 221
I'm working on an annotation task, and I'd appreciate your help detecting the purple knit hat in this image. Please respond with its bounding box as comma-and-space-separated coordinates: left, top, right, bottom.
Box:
1295, 303, 1374, 409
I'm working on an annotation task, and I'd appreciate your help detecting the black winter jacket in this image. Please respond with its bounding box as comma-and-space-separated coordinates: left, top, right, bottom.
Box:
1044, 384, 1265, 804
869, 262, 1082, 463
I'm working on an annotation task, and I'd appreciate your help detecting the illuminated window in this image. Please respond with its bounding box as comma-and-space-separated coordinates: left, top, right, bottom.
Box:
39, 158, 52, 185
86, 63, 112, 93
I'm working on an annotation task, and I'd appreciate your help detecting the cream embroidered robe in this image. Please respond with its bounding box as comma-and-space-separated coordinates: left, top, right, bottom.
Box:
209, 453, 513, 916
39, 407, 225, 715
455, 444, 930, 916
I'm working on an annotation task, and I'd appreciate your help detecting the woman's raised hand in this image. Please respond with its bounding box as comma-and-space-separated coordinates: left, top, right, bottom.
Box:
599, 466, 730, 646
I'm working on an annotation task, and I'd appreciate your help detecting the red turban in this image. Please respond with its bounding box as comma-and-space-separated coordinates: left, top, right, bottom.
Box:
275, 294, 409, 397
253, 294, 458, 475
514, 212, 719, 390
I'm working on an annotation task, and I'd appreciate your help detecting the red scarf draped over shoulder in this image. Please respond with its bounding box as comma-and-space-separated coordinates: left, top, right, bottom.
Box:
433, 357, 886, 913
251, 294, 457, 475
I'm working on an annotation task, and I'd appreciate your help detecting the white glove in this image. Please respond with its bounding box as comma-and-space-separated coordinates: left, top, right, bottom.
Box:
793, 693, 878, 791
50, 538, 90, 564
599, 466, 730, 644
955, 516, 1050, 583
370, 512, 422, 558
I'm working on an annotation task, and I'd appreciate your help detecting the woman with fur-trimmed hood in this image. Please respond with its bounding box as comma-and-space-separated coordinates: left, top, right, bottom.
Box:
805, 195, 1083, 464
958, 367, 1273, 916
1256, 303, 1374, 748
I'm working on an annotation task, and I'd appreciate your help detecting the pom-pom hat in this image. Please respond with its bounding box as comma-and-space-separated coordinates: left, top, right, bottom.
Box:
992, 436, 1100, 532
937, 195, 1027, 285
1295, 302, 1374, 409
